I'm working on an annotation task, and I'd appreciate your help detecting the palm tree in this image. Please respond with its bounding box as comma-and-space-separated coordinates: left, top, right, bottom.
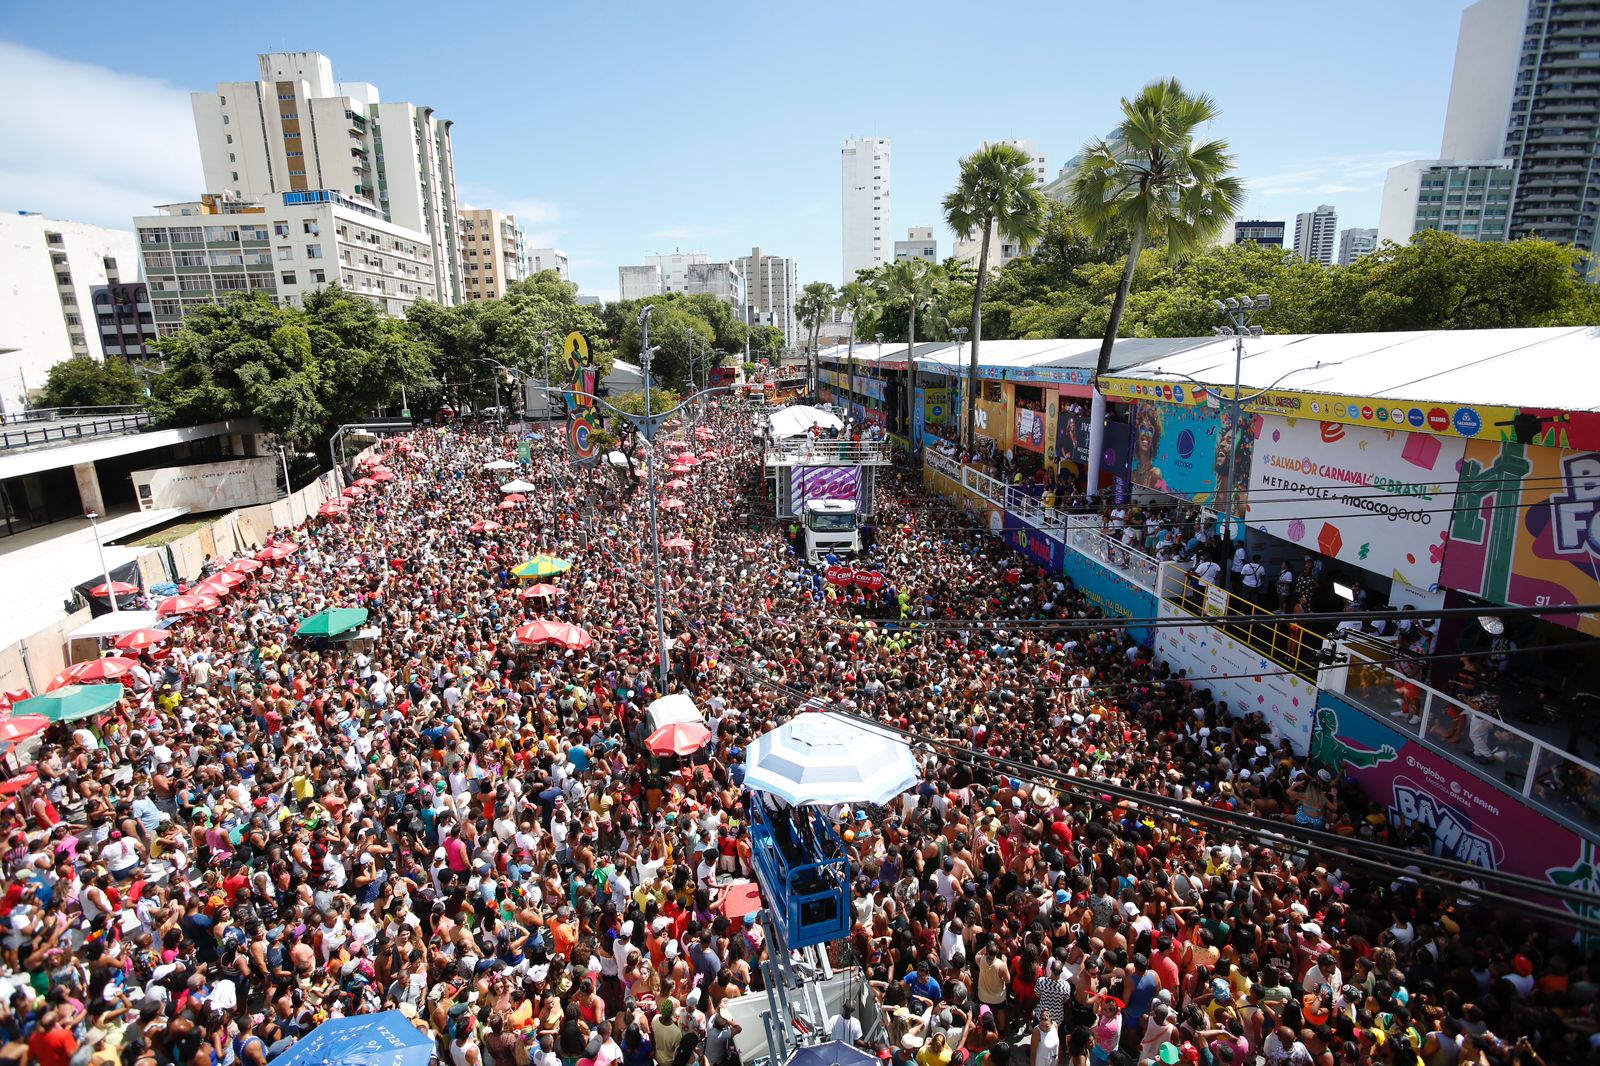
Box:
877, 258, 935, 442
944, 143, 1047, 451
1071, 78, 1244, 386
836, 279, 876, 427
795, 281, 836, 395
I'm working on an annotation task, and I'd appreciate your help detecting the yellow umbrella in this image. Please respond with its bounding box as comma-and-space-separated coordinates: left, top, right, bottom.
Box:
513, 556, 573, 579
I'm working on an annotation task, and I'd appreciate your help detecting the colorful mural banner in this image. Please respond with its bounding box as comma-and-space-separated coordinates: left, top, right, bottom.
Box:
1100, 376, 1600, 449
791, 466, 862, 508
1064, 551, 1157, 645
1131, 401, 1256, 515
1153, 602, 1317, 752
1056, 402, 1091, 465
1102, 421, 1132, 503
1311, 691, 1600, 933
1247, 415, 1465, 588
566, 412, 600, 468
1003, 522, 1064, 572
925, 388, 950, 425
1440, 439, 1600, 637
1015, 408, 1047, 453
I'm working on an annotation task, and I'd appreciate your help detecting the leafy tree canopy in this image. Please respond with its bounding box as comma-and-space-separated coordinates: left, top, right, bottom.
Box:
40, 357, 147, 409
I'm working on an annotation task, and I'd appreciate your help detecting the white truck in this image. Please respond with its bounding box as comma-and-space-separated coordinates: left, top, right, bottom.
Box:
802, 499, 860, 563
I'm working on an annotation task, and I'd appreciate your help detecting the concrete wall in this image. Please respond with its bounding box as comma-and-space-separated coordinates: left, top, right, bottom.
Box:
131, 457, 280, 512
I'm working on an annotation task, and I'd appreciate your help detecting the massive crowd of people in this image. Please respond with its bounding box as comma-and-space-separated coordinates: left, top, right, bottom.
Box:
0, 402, 1588, 1066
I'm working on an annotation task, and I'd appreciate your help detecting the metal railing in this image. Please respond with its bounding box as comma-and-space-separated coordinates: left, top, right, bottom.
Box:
0, 409, 153, 450
0, 404, 147, 425
1335, 637, 1600, 834
1062, 515, 1160, 591
1156, 562, 1324, 678
766, 438, 893, 465
1004, 485, 1068, 539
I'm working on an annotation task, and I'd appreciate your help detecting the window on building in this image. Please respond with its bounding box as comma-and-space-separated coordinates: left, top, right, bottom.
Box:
153, 299, 181, 316
60, 293, 76, 306
222, 115, 229, 125
310, 269, 326, 284
219, 95, 226, 105
274, 222, 290, 237
281, 272, 297, 286
277, 247, 294, 260
306, 245, 323, 258
226, 134, 233, 144
65, 313, 81, 326
55, 273, 71, 285
69, 332, 86, 347
303, 220, 319, 235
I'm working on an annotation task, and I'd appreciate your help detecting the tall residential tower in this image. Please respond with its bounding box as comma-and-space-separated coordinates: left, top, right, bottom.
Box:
841, 137, 890, 284
1292, 205, 1338, 265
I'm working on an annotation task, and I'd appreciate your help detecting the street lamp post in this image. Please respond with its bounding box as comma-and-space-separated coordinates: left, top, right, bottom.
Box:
84, 509, 118, 613
951, 326, 968, 451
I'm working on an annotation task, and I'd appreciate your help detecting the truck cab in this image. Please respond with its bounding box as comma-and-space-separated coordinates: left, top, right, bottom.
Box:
802, 499, 860, 564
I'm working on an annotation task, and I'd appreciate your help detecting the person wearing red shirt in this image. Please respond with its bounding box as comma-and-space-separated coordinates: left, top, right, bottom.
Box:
28, 1011, 77, 1066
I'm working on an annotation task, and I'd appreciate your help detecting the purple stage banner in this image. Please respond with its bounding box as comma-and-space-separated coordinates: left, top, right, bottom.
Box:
791, 466, 861, 508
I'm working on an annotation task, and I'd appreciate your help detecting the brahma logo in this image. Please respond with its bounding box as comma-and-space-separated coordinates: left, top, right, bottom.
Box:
1427, 408, 1449, 432
1551, 452, 1600, 556
1320, 422, 1345, 443
1361, 405, 1375, 421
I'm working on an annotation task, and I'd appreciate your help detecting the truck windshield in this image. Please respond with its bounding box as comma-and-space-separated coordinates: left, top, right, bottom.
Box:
807, 512, 856, 533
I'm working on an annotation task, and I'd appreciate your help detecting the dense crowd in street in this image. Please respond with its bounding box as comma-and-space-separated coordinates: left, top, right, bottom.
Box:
0, 402, 1588, 1066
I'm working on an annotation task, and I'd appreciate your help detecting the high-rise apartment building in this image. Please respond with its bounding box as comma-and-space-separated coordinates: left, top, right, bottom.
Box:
134, 191, 437, 333
894, 227, 938, 263
684, 262, 745, 310
618, 265, 662, 301
953, 223, 1030, 272
524, 247, 569, 281
91, 283, 158, 360
841, 137, 890, 283
1439, 0, 1525, 160
1292, 205, 1338, 265
645, 252, 711, 294
191, 52, 463, 304
1233, 220, 1286, 247
1336, 227, 1380, 266
989, 139, 1049, 187
458, 209, 524, 301
734, 246, 797, 344
1378, 160, 1516, 246
0, 213, 142, 415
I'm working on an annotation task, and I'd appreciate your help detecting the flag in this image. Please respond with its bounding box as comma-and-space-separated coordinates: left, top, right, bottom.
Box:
568, 412, 600, 468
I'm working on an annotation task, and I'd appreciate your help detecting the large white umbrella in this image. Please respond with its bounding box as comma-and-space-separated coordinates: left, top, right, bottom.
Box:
767, 405, 843, 440
646, 693, 704, 733
483, 459, 518, 472
499, 479, 539, 493
744, 712, 919, 807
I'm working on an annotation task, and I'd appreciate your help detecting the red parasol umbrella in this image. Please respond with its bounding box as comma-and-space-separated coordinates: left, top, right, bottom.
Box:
354, 476, 378, 488
369, 468, 396, 482
48, 656, 139, 691
695, 426, 715, 441
664, 440, 690, 451
114, 628, 170, 651
469, 519, 502, 533
317, 501, 348, 517
193, 577, 237, 599
659, 497, 686, 511
520, 583, 562, 599
716, 881, 763, 920
502, 493, 527, 504
343, 485, 366, 499
0, 716, 49, 746
223, 558, 263, 575
663, 538, 694, 552
256, 543, 298, 562
157, 592, 219, 617
665, 479, 689, 490
646, 720, 712, 757
497, 499, 521, 510
670, 464, 692, 474
677, 454, 700, 467
512, 620, 593, 650
88, 581, 139, 598
0, 770, 38, 796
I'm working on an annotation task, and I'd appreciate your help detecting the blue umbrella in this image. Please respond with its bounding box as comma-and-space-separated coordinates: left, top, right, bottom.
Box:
787, 1041, 879, 1066
271, 1011, 433, 1066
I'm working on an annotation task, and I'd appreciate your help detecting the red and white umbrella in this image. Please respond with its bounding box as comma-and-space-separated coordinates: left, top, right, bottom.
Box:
469, 519, 502, 533
512, 620, 593, 650
318, 501, 348, 518
646, 720, 712, 757
88, 581, 139, 598
48, 656, 140, 691
343, 485, 366, 499
256, 543, 298, 562
354, 476, 378, 488
223, 558, 263, 575
157, 593, 219, 617
114, 628, 170, 652
659, 497, 686, 511
0, 716, 49, 746
193, 577, 237, 599
665, 479, 689, 490
664, 537, 694, 552
369, 468, 396, 482
695, 427, 715, 441
520, 583, 562, 599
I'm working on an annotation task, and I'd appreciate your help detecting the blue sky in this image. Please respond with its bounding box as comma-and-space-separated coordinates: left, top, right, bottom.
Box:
2, 0, 1471, 300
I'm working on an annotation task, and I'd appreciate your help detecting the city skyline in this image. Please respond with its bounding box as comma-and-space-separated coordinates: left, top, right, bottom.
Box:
2, 1, 1468, 300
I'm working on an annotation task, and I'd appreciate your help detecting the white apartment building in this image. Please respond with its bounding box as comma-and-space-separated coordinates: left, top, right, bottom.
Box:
0, 213, 141, 415
1336, 227, 1379, 266
459, 208, 524, 301
953, 222, 1029, 272
644, 252, 711, 294
134, 190, 437, 332
989, 139, 1049, 187
191, 52, 464, 305
1378, 159, 1515, 246
684, 262, 745, 310
524, 247, 569, 281
734, 246, 797, 344
1292, 205, 1338, 265
894, 226, 938, 263
841, 137, 890, 283
618, 265, 662, 301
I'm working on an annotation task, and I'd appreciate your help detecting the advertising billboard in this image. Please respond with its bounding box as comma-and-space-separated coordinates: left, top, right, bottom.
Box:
1247, 415, 1465, 588
1056, 401, 1091, 465
1440, 439, 1600, 637
1311, 691, 1600, 931
1015, 407, 1047, 453
1153, 601, 1318, 752
1131, 401, 1256, 515
1102, 421, 1132, 503
1003, 523, 1064, 572
1066, 552, 1157, 644
790, 466, 861, 509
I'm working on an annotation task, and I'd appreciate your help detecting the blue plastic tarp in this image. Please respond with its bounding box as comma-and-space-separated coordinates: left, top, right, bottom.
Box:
271, 1011, 433, 1066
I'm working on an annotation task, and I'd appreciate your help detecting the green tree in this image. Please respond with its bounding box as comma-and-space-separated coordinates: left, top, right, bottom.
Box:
876, 259, 939, 433
944, 142, 1047, 449
836, 279, 877, 420
1070, 78, 1244, 386
615, 303, 710, 390
39, 357, 147, 408
795, 281, 836, 389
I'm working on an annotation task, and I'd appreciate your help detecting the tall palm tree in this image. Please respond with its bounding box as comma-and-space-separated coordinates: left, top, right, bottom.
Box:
837, 279, 876, 427
877, 258, 935, 442
944, 143, 1047, 452
795, 281, 836, 395
1071, 78, 1244, 386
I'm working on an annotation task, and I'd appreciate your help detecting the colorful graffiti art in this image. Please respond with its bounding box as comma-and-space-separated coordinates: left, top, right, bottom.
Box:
1440, 439, 1600, 637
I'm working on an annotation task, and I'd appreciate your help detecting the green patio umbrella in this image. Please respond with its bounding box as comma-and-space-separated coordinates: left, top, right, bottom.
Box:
513, 556, 574, 579
13, 684, 125, 723
294, 607, 371, 639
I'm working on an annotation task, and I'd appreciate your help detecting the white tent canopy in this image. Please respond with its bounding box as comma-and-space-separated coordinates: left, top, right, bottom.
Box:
767, 405, 843, 440
67, 610, 163, 642
744, 711, 920, 807
483, 459, 517, 472
499, 479, 538, 493
646, 693, 704, 733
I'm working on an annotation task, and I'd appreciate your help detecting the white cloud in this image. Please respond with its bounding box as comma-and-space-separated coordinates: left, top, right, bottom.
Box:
0, 41, 202, 228
1248, 151, 1425, 198
651, 226, 698, 241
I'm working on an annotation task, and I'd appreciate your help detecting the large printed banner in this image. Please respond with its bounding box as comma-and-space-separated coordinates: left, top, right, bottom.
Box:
1065, 552, 1157, 645
1055, 402, 1091, 465
1247, 416, 1465, 588
1015, 408, 1046, 453
791, 466, 862, 509
1312, 692, 1600, 933
1102, 421, 1132, 503
1153, 601, 1317, 752
1131, 401, 1256, 515
1003, 522, 1065, 572
1441, 440, 1600, 637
